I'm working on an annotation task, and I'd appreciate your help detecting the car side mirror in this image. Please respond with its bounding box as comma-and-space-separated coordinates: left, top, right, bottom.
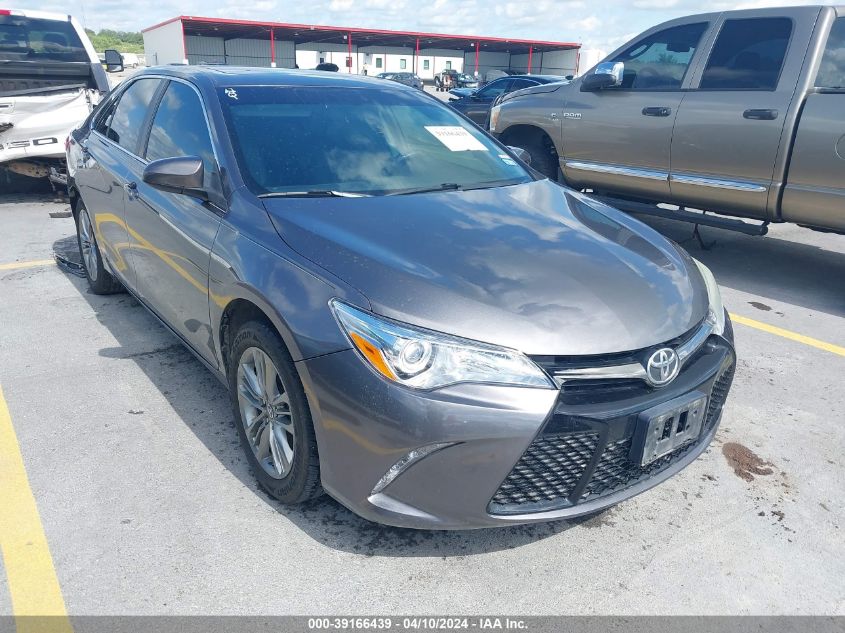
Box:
507, 146, 531, 166
104, 49, 124, 73
581, 61, 624, 92
142, 156, 207, 200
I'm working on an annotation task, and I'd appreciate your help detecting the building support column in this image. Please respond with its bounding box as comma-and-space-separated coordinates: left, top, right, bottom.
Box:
270, 27, 276, 68
348, 31, 353, 73
527, 45, 533, 73
474, 41, 479, 76
415, 37, 419, 74
180, 19, 188, 65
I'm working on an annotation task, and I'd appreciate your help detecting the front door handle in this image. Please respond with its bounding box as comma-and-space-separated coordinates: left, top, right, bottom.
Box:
123, 181, 139, 201
743, 109, 779, 120
642, 106, 672, 117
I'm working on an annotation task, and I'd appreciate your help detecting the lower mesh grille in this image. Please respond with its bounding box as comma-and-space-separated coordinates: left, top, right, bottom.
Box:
489, 431, 599, 508
489, 361, 735, 514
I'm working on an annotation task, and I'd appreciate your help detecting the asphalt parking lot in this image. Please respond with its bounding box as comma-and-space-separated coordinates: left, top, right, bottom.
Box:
0, 192, 843, 617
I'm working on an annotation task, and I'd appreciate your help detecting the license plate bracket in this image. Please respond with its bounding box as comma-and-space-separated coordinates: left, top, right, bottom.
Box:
631, 391, 708, 466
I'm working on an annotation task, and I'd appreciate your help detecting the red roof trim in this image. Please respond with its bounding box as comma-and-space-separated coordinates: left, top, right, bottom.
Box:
143, 15, 580, 48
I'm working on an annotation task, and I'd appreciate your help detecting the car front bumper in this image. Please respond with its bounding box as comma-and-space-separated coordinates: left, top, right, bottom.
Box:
296, 324, 735, 530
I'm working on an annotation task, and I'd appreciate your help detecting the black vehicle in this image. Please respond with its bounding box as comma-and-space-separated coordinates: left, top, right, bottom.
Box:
449, 75, 565, 127
314, 62, 339, 72
376, 71, 423, 90
434, 69, 478, 91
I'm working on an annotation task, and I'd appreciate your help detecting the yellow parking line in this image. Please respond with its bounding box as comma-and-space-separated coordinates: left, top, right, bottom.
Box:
730, 313, 845, 357
0, 259, 55, 271
0, 384, 73, 633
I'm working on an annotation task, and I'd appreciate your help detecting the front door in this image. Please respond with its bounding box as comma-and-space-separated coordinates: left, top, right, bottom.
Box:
561, 21, 711, 201
669, 8, 819, 219
124, 79, 223, 367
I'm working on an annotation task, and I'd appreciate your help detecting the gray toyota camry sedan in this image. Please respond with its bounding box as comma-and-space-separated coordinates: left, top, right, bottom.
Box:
67, 66, 735, 529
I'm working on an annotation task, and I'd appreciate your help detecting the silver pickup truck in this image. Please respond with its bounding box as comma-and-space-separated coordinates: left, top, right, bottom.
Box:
490, 5, 845, 235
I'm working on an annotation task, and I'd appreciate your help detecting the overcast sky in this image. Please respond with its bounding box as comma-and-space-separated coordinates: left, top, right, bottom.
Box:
26, 0, 838, 52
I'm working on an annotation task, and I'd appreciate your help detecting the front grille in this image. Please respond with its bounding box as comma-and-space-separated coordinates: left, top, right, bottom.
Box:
489, 431, 599, 509
489, 355, 735, 515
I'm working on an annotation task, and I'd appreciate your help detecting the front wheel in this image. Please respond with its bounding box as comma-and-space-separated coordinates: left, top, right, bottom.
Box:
509, 136, 559, 181
228, 321, 322, 504
75, 202, 123, 294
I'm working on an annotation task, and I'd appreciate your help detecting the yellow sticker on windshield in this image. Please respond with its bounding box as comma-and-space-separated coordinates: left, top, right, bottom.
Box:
424, 126, 487, 152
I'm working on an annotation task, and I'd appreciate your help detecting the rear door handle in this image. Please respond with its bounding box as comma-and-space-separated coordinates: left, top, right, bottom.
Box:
642, 106, 672, 117
123, 181, 139, 201
743, 109, 779, 120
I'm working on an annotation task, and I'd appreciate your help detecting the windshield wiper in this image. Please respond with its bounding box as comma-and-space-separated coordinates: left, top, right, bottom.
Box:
258, 190, 371, 198
385, 182, 462, 196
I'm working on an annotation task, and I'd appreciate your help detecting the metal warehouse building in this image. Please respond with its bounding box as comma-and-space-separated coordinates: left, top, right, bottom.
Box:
142, 16, 581, 81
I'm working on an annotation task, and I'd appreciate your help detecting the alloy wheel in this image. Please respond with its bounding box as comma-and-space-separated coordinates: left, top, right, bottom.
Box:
236, 347, 295, 479
78, 208, 99, 281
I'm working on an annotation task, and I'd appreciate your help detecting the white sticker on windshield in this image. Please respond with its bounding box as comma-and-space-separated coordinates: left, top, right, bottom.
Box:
424, 126, 487, 152
498, 154, 517, 166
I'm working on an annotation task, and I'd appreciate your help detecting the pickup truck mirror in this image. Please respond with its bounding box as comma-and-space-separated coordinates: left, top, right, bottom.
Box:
104, 49, 124, 73
581, 61, 624, 92
143, 156, 208, 200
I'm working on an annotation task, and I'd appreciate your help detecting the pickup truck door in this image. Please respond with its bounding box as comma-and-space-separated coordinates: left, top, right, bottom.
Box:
781, 14, 845, 232
561, 20, 712, 201
669, 7, 822, 220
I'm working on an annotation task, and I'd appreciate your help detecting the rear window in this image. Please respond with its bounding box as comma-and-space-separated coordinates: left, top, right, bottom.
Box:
0, 15, 88, 62
219, 85, 531, 196
699, 18, 793, 91
816, 17, 845, 89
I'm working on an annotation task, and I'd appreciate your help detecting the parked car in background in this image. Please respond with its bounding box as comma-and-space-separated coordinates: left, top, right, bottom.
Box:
434, 69, 478, 91
67, 66, 734, 529
0, 8, 113, 187
376, 71, 423, 89
449, 75, 565, 127
121, 52, 140, 68
491, 5, 845, 235
315, 62, 339, 71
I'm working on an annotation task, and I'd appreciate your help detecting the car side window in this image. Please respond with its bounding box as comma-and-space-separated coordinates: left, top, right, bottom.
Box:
93, 96, 118, 136
509, 78, 537, 91
106, 78, 161, 154
145, 80, 219, 192
699, 18, 793, 91
610, 22, 708, 90
477, 79, 512, 99
816, 17, 845, 89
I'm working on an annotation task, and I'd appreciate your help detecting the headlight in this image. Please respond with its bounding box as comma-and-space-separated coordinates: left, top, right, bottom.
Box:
693, 259, 726, 336
489, 104, 501, 132
331, 300, 555, 390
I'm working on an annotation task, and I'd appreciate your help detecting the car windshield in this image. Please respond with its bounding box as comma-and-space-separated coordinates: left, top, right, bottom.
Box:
0, 15, 88, 62
219, 85, 532, 196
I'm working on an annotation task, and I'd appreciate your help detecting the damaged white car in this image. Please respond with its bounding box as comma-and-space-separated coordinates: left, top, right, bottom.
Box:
0, 9, 112, 188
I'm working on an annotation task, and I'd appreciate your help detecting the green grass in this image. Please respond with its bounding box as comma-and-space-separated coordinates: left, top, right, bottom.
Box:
85, 29, 144, 54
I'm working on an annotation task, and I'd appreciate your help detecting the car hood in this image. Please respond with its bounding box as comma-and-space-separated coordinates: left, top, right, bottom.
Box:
262, 180, 708, 356
500, 81, 567, 104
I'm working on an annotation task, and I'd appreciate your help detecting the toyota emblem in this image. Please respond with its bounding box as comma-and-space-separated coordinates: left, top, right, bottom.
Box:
646, 348, 680, 386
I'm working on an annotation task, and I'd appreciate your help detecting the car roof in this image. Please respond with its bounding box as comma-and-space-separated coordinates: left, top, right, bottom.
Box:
134, 65, 412, 90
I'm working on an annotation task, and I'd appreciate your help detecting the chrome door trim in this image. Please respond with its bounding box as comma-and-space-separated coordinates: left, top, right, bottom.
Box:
670, 173, 767, 192
564, 161, 669, 182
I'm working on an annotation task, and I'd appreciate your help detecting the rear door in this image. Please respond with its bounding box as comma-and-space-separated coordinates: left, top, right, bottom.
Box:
124, 79, 224, 366
75, 77, 162, 288
781, 14, 845, 232
669, 7, 820, 219
561, 21, 710, 201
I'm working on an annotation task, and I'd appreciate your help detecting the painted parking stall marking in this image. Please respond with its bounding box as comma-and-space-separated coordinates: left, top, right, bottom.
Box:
0, 384, 73, 633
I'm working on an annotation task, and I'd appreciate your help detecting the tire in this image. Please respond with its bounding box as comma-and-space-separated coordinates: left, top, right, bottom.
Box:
75, 201, 123, 294
228, 321, 322, 504
510, 134, 559, 180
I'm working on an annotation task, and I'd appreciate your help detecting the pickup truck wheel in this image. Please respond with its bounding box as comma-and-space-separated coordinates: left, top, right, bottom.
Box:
510, 137, 558, 181
228, 321, 322, 504
75, 202, 123, 294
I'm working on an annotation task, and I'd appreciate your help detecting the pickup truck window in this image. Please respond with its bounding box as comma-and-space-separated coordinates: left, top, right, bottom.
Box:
816, 17, 845, 90
0, 15, 87, 62
699, 18, 792, 91
609, 22, 708, 91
